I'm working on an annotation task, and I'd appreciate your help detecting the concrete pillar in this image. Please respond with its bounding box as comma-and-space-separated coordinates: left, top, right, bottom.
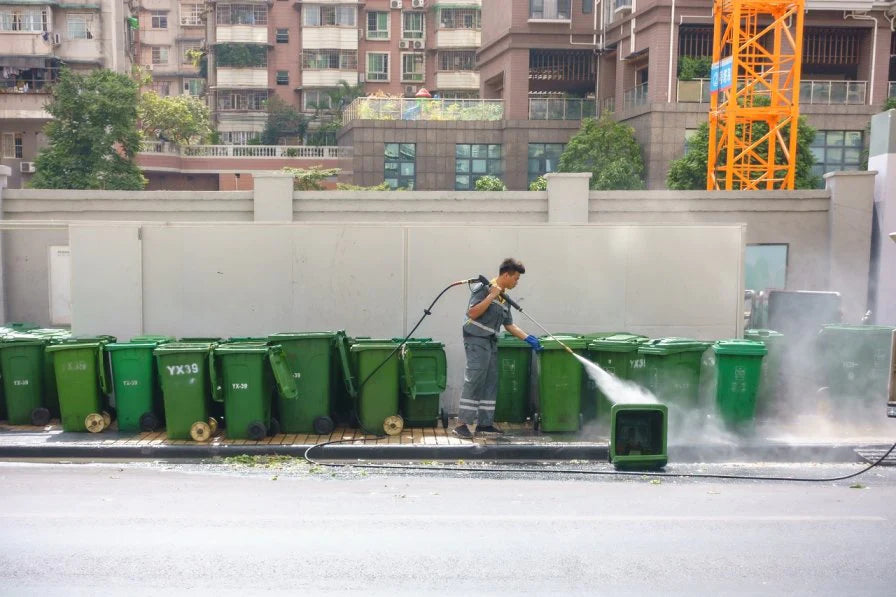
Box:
0, 164, 8, 322
869, 109, 896, 325
545, 172, 591, 224
252, 171, 294, 222
823, 170, 876, 323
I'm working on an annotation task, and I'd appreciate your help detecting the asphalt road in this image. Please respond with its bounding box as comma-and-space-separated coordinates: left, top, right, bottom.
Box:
1, 460, 894, 596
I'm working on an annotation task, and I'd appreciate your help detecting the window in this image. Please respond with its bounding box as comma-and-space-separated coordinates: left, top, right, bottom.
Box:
303, 5, 356, 27
745, 244, 788, 291
220, 131, 256, 145
582, 0, 592, 13
0, 8, 48, 32
67, 14, 94, 39
809, 130, 863, 187
216, 4, 267, 26
276, 70, 289, 85
183, 43, 201, 63
438, 8, 480, 29
366, 52, 389, 81
367, 11, 389, 39
181, 4, 204, 26
151, 47, 169, 65
217, 90, 269, 111
385, 143, 416, 189
527, 143, 564, 185
402, 11, 424, 39
151, 11, 168, 29
301, 49, 357, 70
529, 0, 571, 19
456, 144, 502, 190
275, 28, 289, 43
401, 53, 424, 82
438, 51, 476, 71
184, 78, 204, 95
150, 81, 170, 96
1, 133, 23, 159
303, 89, 333, 111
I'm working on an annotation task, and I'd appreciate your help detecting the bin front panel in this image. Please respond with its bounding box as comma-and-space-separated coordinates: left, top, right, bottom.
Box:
0, 343, 46, 425
274, 337, 332, 433
50, 345, 104, 432
155, 349, 212, 440
217, 353, 272, 440
537, 349, 583, 432
495, 346, 531, 423
352, 347, 400, 432
109, 346, 157, 432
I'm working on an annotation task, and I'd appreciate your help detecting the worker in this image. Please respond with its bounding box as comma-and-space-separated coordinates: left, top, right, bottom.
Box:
454, 258, 542, 438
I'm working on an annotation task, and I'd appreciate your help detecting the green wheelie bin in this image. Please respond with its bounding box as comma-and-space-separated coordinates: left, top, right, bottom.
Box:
635, 338, 710, 410
397, 338, 447, 428
744, 329, 785, 418
0, 334, 51, 426
586, 334, 649, 422
107, 339, 172, 432
268, 332, 338, 435
495, 334, 533, 424
534, 335, 587, 433
350, 341, 402, 436
211, 342, 297, 440
712, 339, 767, 429
155, 342, 218, 441
817, 324, 896, 408
46, 340, 113, 432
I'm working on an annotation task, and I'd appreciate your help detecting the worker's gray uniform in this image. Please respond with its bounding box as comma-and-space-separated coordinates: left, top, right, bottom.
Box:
458, 282, 513, 426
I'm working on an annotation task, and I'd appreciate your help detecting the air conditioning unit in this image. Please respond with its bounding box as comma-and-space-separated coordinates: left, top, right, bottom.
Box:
20, 162, 36, 174
390, 0, 402, 8
404, 85, 417, 96
398, 40, 410, 49
52, 32, 61, 45
411, 0, 424, 7
412, 40, 424, 49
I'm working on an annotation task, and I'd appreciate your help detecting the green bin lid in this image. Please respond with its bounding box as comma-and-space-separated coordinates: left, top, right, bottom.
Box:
268, 332, 338, 341
712, 339, 768, 356
539, 335, 587, 350
588, 334, 649, 352
396, 338, 443, 349
350, 342, 399, 352
497, 334, 530, 348
46, 341, 104, 353
744, 329, 784, 339
637, 338, 710, 355
129, 335, 175, 343
178, 337, 221, 342
0, 334, 47, 346
819, 324, 896, 334
106, 342, 161, 351
154, 342, 217, 354
214, 342, 270, 354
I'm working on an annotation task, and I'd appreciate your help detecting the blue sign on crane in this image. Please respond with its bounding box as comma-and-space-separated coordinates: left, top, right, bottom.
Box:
710, 57, 733, 93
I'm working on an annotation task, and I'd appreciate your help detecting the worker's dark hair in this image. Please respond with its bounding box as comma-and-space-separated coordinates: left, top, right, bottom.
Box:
499, 258, 525, 275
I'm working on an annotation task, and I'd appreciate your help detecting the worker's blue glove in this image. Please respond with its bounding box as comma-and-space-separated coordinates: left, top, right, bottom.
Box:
524, 335, 543, 352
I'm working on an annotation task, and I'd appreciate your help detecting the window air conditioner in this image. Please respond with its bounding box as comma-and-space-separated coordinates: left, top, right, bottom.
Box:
20, 162, 36, 174
413, 40, 424, 49
398, 40, 410, 49
411, 0, 424, 7
390, 0, 402, 9
404, 85, 417, 96
52, 33, 61, 45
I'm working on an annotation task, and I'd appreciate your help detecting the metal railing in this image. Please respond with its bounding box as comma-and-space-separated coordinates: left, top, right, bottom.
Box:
676, 78, 711, 103
140, 143, 350, 158
343, 97, 503, 125
601, 96, 615, 114
799, 80, 866, 105
528, 98, 596, 120
623, 82, 648, 110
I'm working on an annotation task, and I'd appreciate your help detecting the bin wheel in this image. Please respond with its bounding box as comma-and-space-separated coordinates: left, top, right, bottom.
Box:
85, 413, 105, 433
247, 420, 267, 441
268, 417, 281, 437
101, 411, 112, 428
533, 412, 540, 432
190, 421, 212, 443
208, 417, 219, 435
30, 407, 51, 427
383, 415, 404, 436
313, 416, 334, 435
440, 408, 449, 430
139, 412, 160, 432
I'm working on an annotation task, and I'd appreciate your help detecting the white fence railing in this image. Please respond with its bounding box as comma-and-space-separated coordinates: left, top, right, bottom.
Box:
528, 98, 597, 120
799, 80, 866, 105
140, 143, 350, 158
623, 83, 648, 110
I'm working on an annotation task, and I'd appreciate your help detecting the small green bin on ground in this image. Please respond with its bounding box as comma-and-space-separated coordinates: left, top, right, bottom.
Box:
743, 329, 784, 417
397, 338, 447, 428
0, 334, 51, 426
586, 334, 649, 422
535, 335, 587, 433
712, 339, 767, 429
46, 340, 112, 432
211, 342, 297, 440
268, 332, 338, 435
635, 338, 710, 409
107, 339, 171, 432
610, 403, 668, 470
350, 341, 402, 435
155, 342, 217, 441
495, 334, 532, 424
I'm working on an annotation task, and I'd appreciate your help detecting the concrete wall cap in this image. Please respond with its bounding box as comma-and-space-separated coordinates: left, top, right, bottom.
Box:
0, 164, 11, 176
823, 170, 878, 179
544, 172, 593, 179
251, 171, 294, 179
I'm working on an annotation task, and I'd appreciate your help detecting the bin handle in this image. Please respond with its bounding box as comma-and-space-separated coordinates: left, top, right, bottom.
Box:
97, 345, 110, 395
208, 349, 224, 403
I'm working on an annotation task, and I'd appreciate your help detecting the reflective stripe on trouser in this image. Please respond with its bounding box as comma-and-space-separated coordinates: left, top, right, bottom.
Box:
458, 337, 499, 426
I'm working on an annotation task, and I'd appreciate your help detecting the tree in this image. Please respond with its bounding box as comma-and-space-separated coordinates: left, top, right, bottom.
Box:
474, 175, 507, 191
31, 68, 146, 190
529, 176, 548, 191
261, 96, 308, 145
558, 114, 646, 190
282, 165, 341, 190
138, 91, 213, 145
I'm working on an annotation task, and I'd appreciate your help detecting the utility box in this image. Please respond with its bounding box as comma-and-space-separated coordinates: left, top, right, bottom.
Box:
609, 403, 668, 470
888, 330, 896, 418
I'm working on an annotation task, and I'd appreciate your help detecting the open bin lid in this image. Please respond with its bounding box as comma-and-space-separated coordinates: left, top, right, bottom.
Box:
637, 338, 710, 355
399, 345, 416, 400
334, 331, 357, 399
269, 332, 339, 342
154, 342, 217, 355
588, 334, 649, 353
268, 345, 298, 400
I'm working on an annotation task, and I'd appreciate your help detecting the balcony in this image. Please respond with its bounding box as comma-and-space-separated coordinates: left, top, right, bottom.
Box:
216, 68, 268, 87
528, 98, 596, 120
677, 78, 711, 103
343, 97, 503, 125
215, 26, 268, 44
799, 80, 866, 105
623, 82, 648, 110
435, 71, 479, 89
302, 28, 358, 49
302, 70, 359, 87
528, 0, 571, 22
436, 29, 481, 48
0, 91, 52, 119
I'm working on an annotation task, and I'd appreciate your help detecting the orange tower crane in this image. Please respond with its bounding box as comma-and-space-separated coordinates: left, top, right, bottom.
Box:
707, 0, 805, 190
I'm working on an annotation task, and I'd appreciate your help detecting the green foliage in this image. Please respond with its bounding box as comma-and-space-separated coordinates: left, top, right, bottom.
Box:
474, 175, 507, 191
261, 95, 308, 145
558, 114, 645, 190
883, 96, 896, 112
335, 181, 392, 191
528, 176, 548, 191
31, 68, 146, 190
186, 48, 208, 78
306, 121, 340, 146
677, 56, 712, 80
215, 43, 267, 68
138, 91, 213, 145
283, 165, 342, 190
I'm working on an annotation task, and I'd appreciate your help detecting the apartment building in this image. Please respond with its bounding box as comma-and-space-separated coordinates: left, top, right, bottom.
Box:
137, 1, 206, 98
0, 0, 134, 187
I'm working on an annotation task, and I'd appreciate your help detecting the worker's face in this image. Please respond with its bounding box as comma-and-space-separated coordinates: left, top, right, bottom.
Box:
499, 271, 521, 290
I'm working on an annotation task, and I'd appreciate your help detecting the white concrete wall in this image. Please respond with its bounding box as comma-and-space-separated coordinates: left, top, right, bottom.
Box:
67, 222, 745, 411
